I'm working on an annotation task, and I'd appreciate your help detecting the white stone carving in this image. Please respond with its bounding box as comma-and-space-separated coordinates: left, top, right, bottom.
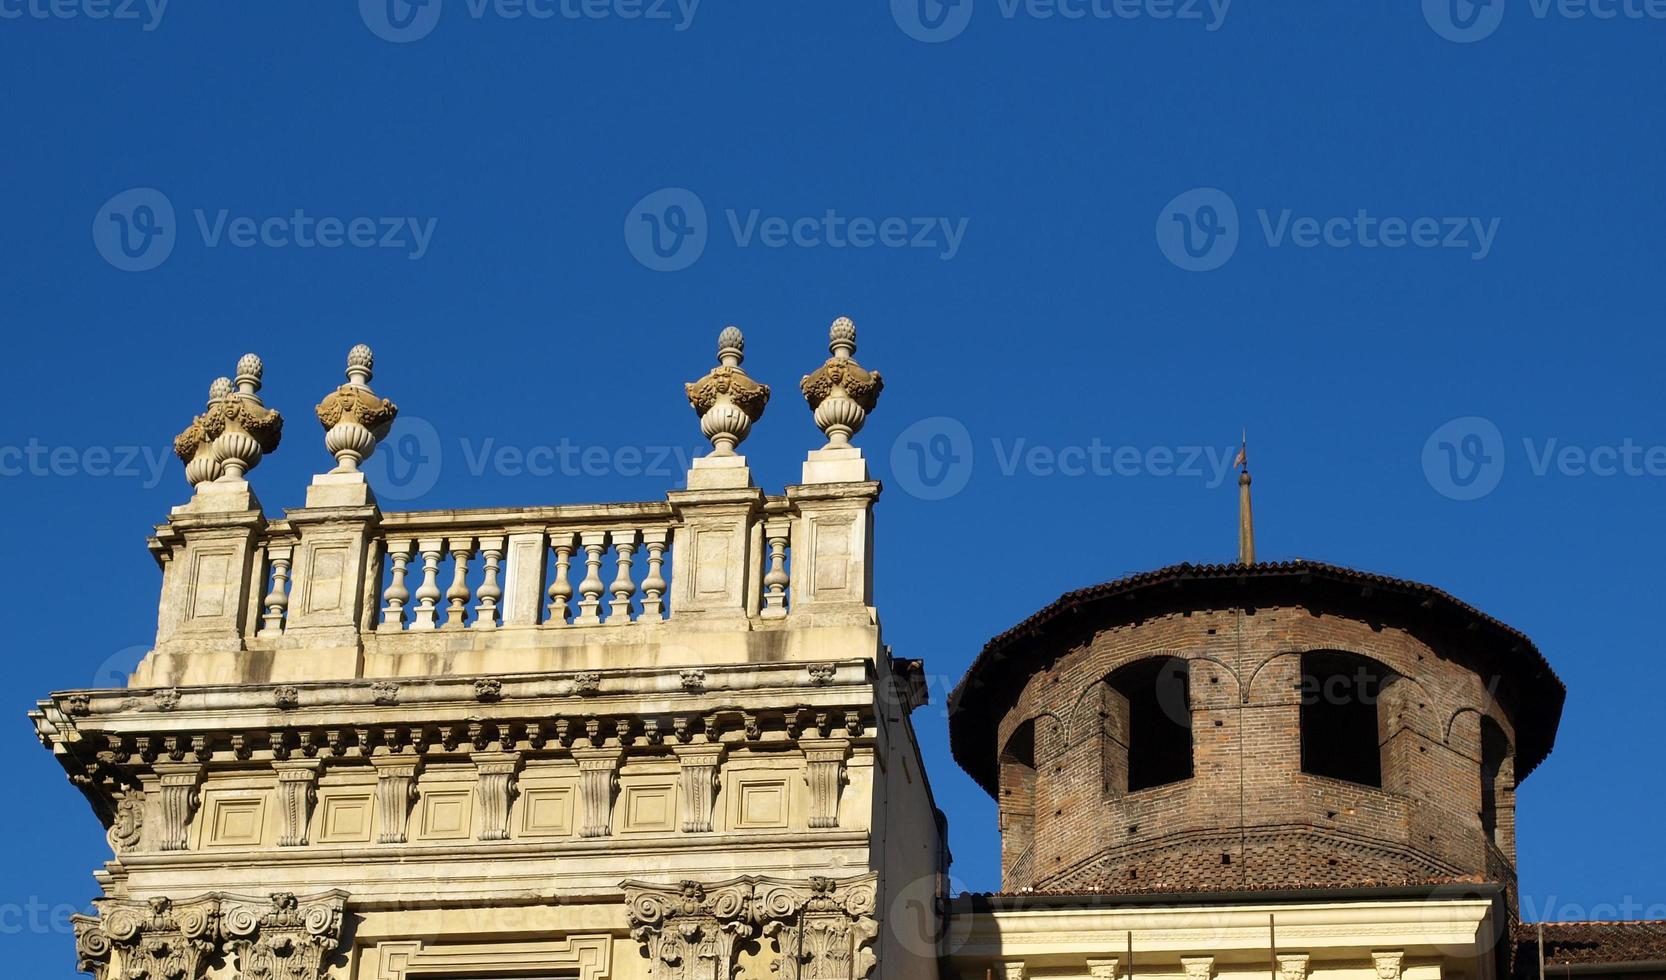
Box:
1373, 951, 1405, 980
801, 738, 849, 830
472, 752, 521, 842
674, 744, 723, 833
371, 758, 421, 844
574, 748, 622, 838
220, 890, 349, 980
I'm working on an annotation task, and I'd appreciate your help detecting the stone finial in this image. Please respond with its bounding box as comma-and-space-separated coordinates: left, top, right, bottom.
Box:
800, 316, 883, 448
314, 344, 399, 473
684, 326, 770, 456
205, 353, 284, 480
173, 377, 232, 486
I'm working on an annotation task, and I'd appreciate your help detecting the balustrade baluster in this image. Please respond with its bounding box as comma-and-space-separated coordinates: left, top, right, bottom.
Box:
641, 529, 669, 620
474, 536, 504, 629
546, 533, 575, 625
608, 530, 639, 624
410, 538, 444, 630
443, 537, 476, 629
260, 546, 293, 635
380, 539, 414, 630
574, 531, 608, 625
760, 518, 791, 620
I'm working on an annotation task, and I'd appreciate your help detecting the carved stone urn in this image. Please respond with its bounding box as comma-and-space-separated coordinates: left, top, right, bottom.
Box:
209, 353, 284, 480
684, 326, 771, 455
172, 377, 232, 487
800, 317, 882, 448
314, 344, 398, 473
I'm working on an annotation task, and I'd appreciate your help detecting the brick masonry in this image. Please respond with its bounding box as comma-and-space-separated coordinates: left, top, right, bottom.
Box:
983, 603, 1523, 899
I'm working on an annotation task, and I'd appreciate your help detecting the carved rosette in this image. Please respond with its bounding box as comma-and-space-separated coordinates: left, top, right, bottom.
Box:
624, 874, 879, 980
219, 891, 348, 980
684, 326, 771, 456
210, 353, 284, 480
314, 343, 398, 473
173, 377, 233, 486
799, 317, 882, 449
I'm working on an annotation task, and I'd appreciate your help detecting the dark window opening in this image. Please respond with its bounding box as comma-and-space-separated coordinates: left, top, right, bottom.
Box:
1299, 651, 1384, 787
1108, 657, 1193, 791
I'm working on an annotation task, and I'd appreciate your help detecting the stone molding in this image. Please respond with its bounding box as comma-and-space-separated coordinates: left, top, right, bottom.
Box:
624, 873, 879, 980
375, 934, 611, 980
72, 890, 347, 980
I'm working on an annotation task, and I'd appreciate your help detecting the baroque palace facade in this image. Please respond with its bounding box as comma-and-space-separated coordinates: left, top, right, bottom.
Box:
32, 323, 1664, 980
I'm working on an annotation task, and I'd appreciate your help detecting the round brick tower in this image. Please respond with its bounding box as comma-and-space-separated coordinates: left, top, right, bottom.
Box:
948, 561, 1564, 899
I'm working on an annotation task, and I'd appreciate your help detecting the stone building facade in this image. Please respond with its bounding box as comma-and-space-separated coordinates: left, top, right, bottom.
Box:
30, 325, 1661, 980
34, 325, 946, 980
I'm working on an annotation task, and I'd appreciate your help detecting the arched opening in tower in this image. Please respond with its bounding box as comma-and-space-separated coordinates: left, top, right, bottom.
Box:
1299, 650, 1387, 787
1106, 656, 1194, 792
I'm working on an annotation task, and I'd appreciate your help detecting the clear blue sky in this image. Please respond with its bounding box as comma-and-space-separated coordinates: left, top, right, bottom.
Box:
4, 2, 1665, 975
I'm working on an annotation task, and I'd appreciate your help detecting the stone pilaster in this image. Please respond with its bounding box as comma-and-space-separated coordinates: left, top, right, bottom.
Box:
72, 895, 219, 980
220, 891, 349, 980
783, 481, 879, 624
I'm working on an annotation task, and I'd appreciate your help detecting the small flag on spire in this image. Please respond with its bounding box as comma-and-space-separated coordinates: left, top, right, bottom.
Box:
1234, 430, 1248, 472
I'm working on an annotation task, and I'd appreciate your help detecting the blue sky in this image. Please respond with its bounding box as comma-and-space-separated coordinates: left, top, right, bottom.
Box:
4, 1, 1666, 975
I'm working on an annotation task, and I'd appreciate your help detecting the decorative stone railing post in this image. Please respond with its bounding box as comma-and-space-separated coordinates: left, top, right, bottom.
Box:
142, 357, 285, 677
785, 318, 882, 624
274, 345, 394, 673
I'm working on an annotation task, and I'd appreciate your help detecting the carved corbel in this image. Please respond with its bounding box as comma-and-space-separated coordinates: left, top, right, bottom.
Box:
1086, 958, 1120, 980
153, 763, 204, 851
220, 891, 349, 980
369, 756, 421, 844
1278, 954, 1311, 980
1372, 951, 1405, 980
1183, 957, 1216, 980
672, 743, 724, 833
573, 748, 622, 838
800, 738, 850, 829
274, 759, 323, 847
472, 752, 522, 841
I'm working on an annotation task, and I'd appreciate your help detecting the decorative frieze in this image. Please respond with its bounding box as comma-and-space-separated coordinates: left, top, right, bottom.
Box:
625, 873, 879, 980
673, 744, 724, 833
473, 752, 522, 841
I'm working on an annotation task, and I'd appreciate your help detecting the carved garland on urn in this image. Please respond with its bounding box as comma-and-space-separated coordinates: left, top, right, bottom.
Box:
624, 874, 879, 980
72, 891, 347, 980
